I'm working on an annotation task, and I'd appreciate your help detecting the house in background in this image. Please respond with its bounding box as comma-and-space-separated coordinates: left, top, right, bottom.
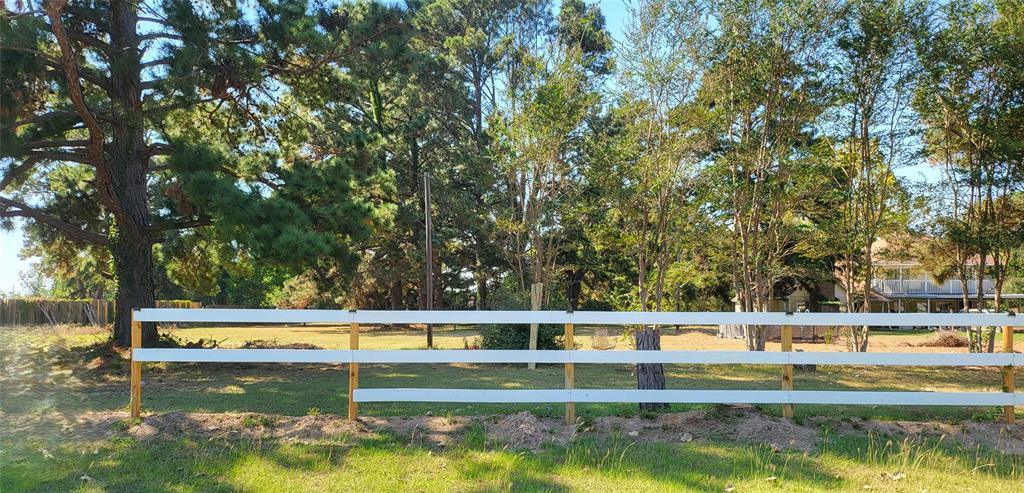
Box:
841, 258, 1024, 313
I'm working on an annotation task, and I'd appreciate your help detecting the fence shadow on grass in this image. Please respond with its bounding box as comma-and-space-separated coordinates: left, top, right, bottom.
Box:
7, 431, 841, 491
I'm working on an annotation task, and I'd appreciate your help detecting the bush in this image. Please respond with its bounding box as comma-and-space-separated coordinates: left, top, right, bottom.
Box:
480, 324, 564, 350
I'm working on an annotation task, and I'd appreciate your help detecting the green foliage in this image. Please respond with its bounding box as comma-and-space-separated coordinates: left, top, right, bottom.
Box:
242, 415, 274, 429
479, 324, 564, 350
3, 0, 1021, 327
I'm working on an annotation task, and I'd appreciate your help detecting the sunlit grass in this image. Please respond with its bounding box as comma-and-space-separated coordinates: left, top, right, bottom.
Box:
2, 427, 1021, 492
1, 325, 1021, 492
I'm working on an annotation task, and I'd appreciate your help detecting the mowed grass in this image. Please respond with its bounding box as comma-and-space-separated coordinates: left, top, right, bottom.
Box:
2, 324, 1022, 492
5, 425, 1023, 492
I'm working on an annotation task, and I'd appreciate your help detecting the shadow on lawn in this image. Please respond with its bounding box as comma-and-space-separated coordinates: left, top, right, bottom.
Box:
3, 406, 1022, 491
135, 361, 1013, 423
6, 429, 842, 492
2, 332, 1016, 425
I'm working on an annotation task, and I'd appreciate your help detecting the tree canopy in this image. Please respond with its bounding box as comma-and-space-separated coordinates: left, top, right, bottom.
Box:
2, 0, 1022, 349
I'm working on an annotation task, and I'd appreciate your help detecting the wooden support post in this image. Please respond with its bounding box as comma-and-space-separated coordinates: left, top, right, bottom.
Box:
348, 321, 360, 421
781, 324, 794, 419
564, 322, 575, 425
1003, 325, 1015, 424
130, 311, 142, 419
528, 282, 542, 369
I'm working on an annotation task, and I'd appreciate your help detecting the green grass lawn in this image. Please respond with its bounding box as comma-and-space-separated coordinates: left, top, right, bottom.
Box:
2, 325, 1021, 492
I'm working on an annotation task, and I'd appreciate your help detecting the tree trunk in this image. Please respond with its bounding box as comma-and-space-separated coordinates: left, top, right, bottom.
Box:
858, 250, 872, 352
744, 324, 767, 351
959, 273, 969, 310
975, 255, 987, 310
474, 242, 488, 309
636, 328, 668, 412
112, 231, 156, 346
108, 0, 156, 347
390, 278, 402, 310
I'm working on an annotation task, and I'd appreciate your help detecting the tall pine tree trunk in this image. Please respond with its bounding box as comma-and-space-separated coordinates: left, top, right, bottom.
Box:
108, 0, 156, 346
112, 231, 156, 346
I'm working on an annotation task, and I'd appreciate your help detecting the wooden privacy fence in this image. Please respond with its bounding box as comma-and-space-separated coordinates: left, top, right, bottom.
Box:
130, 309, 1020, 424
0, 299, 201, 326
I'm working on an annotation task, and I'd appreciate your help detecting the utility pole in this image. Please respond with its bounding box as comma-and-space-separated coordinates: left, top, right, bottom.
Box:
423, 172, 434, 349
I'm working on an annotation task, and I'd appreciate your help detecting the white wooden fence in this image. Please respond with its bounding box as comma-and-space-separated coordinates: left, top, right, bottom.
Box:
129, 309, 1020, 424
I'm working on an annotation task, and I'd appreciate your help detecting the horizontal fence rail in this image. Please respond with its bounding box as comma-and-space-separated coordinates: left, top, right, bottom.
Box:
353, 389, 1018, 406
128, 308, 1020, 424
132, 348, 1023, 366
134, 308, 1019, 327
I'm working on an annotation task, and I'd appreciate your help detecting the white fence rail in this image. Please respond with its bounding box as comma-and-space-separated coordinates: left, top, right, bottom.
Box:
135, 308, 1018, 326
133, 348, 1022, 366
128, 309, 1020, 423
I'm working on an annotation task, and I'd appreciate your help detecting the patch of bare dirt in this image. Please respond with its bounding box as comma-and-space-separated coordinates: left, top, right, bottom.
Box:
485, 411, 575, 450
131, 412, 375, 442
363, 415, 476, 447
109, 407, 1024, 454
587, 404, 819, 452
817, 416, 1024, 454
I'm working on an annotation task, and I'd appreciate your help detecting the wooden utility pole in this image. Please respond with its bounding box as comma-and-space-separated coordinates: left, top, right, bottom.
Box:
423, 172, 434, 349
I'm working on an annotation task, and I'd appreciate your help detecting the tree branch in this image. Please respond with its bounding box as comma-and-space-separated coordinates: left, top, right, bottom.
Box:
25, 150, 94, 165
141, 57, 174, 69
5, 110, 107, 132
1, 156, 42, 191
144, 97, 216, 116
21, 139, 92, 150
0, 197, 109, 245
146, 143, 173, 157
139, 32, 184, 42
45, 0, 105, 164
147, 217, 213, 233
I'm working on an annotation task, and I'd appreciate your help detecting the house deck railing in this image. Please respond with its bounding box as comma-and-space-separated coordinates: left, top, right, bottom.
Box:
872, 278, 996, 295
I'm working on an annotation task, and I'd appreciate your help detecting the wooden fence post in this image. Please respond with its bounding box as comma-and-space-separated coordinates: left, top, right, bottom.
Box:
781, 323, 794, 419
565, 320, 575, 425
1004, 324, 1015, 424
130, 310, 142, 419
348, 319, 360, 421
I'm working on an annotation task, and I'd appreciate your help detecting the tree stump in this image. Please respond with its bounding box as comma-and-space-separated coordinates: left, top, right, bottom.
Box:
636, 327, 669, 412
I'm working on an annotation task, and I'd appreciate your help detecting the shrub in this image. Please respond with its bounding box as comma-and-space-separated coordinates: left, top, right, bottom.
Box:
479, 324, 563, 350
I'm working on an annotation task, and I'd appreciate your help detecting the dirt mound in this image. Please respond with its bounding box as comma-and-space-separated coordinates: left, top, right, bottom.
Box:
589, 405, 818, 452
485, 411, 574, 450
131, 412, 373, 442
822, 417, 1024, 455
914, 331, 969, 348
363, 415, 475, 447
120, 408, 1024, 454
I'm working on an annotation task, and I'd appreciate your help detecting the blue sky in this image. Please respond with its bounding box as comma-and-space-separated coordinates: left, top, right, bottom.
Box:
0, 0, 937, 295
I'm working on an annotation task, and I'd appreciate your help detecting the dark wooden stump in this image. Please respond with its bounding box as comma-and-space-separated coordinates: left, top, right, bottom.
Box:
636, 327, 669, 412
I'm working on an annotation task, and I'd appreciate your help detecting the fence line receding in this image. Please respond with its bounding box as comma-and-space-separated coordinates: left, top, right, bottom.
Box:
129, 309, 1019, 424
